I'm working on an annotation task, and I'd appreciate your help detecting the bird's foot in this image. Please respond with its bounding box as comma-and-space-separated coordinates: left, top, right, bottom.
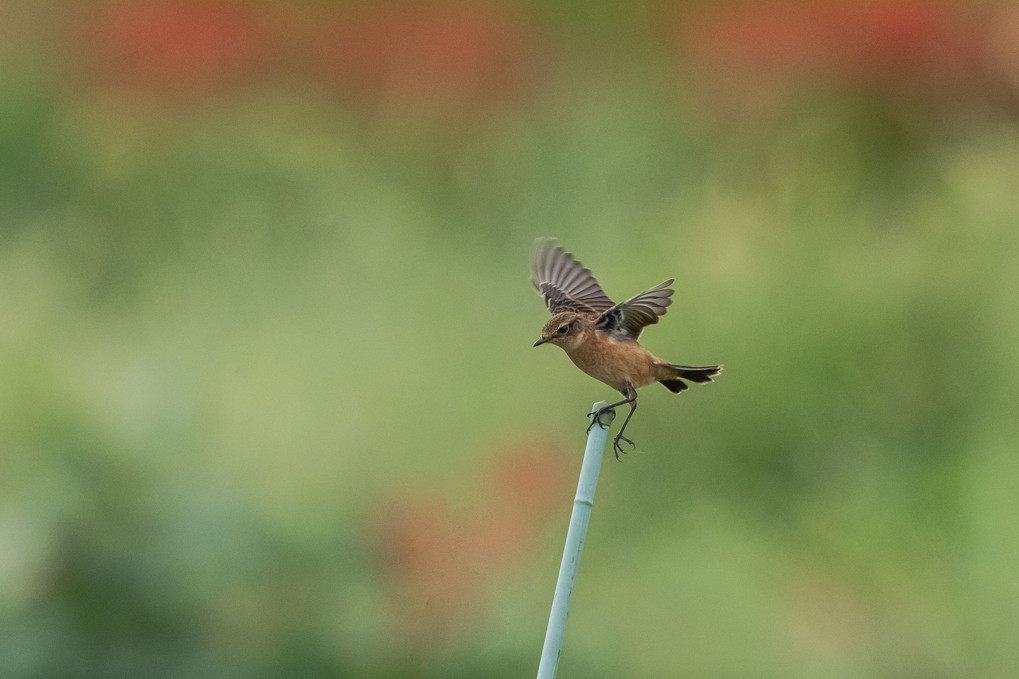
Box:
586, 406, 616, 432
611, 433, 635, 461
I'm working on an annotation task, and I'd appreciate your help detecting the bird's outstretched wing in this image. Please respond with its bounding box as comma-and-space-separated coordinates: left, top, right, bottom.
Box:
596, 279, 674, 340
531, 239, 615, 315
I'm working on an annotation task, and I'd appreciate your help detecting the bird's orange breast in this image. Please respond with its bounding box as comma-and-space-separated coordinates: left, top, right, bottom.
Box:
565, 330, 661, 393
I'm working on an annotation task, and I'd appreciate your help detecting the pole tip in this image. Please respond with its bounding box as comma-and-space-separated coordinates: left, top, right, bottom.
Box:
588, 401, 615, 428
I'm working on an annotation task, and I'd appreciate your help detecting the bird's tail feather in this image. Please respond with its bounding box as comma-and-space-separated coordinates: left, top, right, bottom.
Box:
658, 364, 721, 393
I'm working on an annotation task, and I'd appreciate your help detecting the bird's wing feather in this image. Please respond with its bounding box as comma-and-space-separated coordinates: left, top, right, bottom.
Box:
530, 239, 615, 315
596, 279, 674, 340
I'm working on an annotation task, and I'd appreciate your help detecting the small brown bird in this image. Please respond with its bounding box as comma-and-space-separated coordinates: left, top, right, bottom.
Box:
531, 238, 720, 459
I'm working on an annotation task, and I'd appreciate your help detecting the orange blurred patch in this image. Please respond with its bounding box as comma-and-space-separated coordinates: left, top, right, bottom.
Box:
365, 438, 570, 646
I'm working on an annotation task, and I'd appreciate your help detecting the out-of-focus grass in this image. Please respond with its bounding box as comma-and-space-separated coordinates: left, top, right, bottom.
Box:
2, 3, 1019, 677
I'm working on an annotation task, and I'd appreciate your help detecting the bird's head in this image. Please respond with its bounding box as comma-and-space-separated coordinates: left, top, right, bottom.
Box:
534, 311, 587, 352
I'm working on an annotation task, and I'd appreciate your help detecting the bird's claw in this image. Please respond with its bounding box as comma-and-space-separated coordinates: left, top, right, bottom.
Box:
611, 433, 635, 460
586, 406, 616, 432
585, 405, 633, 460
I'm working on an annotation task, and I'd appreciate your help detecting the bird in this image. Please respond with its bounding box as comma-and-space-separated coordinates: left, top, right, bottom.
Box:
530, 238, 720, 459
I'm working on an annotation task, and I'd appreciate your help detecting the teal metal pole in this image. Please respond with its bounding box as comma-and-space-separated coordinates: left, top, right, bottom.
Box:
536, 401, 614, 679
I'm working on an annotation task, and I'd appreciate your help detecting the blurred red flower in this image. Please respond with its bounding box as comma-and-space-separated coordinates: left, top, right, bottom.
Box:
74, 0, 276, 96
310, 4, 539, 111
678, 0, 991, 108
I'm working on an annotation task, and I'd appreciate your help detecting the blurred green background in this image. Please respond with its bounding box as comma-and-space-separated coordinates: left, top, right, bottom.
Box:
3, 0, 1019, 676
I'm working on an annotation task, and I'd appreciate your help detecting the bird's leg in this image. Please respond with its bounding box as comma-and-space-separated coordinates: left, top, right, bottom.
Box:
587, 396, 628, 432
610, 384, 638, 460
586, 384, 639, 460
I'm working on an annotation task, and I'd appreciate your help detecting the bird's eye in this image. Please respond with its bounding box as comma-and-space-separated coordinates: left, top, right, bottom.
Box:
558, 325, 569, 334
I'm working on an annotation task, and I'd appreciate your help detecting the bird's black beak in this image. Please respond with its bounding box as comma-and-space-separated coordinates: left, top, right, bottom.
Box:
533, 337, 547, 347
